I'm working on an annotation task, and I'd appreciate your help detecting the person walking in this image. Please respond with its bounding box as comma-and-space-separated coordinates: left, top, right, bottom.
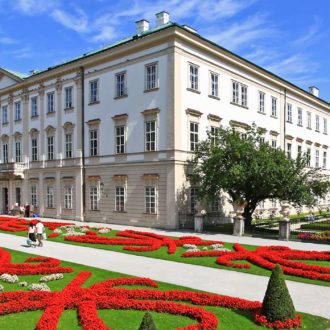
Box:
36, 219, 45, 247
27, 221, 37, 247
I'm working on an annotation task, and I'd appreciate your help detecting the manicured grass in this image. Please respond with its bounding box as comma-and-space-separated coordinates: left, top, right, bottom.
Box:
0, 248, 329, 330
1, 227, 330, 287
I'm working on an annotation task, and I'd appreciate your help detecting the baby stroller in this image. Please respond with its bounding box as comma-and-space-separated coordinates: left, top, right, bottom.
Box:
26, 239, 37, 248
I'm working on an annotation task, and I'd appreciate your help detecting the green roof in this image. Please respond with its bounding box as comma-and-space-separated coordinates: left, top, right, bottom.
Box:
0, 68, 29, 79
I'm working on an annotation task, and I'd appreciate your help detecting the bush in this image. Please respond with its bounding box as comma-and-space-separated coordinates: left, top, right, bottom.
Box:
261, 264, 296, 322
139, 312, 157, 330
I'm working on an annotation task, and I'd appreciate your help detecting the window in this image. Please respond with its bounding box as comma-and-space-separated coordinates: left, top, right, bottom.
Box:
3, 143, 8, 163
188, 64, 199, 91
15, 141, 21, 163
14, 101, 21, 120
315, 149, 320, 168
271, 139, 277, 148
47, 136, 54, 160
47, 92, 55, 113
64, 186, 73, 209
46, 186, 55, 208
323, 151, 327, 169
286, 143, 292, 158
271, 97, 277, 117
232, 81, 248, 107
286, 104, 292, 123
89, 129, 98, 156
145, 186, 156, 214
65, 86, 73, 109
31, 186, 37, 206
115, 186, 125, 212
90, 186, 99, 210
65, 133, 73, 158
115, 72, 127, 97
307, 111, 312, 129
316, 115, 320, 131
210, 126, 219, 145
31, 96, 38, 117
89, 80, 99, 103
145, 63, 158, 90
210, 72, 219, 97
145, 121, 156, 151
2, 105, 8, 124
271, 199, 277, 208
306, 148, 311, 167
297, 108, 303, 126
259, 91, 265, 113
324, 118, 328, 134
297, 145, 302, 156
190, 122, 199, 151
31, 138, 38, 161
115, 126, 126, 154
190, 187, 198, 214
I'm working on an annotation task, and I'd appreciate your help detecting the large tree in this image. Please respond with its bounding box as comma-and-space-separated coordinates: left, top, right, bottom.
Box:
190, 124, 330, 228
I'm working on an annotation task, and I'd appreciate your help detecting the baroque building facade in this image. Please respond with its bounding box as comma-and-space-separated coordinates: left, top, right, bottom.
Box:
0, 12, 329, 228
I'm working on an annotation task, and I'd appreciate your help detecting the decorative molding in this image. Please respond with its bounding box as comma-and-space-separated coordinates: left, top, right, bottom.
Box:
112, 114, 128, 121
142, 173, 159, 180
44, 176, 55, 181
141, 108, 160, 116
38, 84, 45, 96
269, 130, 279, 136
305, 140, 313, 145
62, 176, 75, 180
185, 108, 203, 117
55, 79, 62, 92
87, 175, 101, 180
296, 137, 304, 143
113, 174, 128, 181
314, 142, 321, 147
13, 132, 23, 139
29, 128, 39, 135
86, 119, 101, 126
207, 114, 222, 122
285, 134, 294, 141
229, 120, 250, 130
322, 145, 328, 149
63, 122, 75, 132
44, 125, 56, 135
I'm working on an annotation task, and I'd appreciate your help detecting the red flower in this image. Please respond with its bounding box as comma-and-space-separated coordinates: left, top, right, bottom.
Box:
254, 311, 301, 328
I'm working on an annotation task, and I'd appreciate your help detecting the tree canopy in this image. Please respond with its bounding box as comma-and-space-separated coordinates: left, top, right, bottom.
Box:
190, 124, 330, 227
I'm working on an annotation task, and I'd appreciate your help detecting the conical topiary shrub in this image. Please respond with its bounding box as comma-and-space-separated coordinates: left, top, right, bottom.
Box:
138, 312, 157, 330
261, 264, 295, 322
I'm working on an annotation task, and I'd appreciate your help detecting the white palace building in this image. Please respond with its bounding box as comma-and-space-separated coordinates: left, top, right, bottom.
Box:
0, 12, 329, 228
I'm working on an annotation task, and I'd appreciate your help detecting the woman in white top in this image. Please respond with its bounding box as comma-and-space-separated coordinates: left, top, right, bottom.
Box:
28, 222, 37, 247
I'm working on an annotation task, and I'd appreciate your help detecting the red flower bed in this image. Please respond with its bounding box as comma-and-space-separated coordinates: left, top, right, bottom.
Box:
0, 269, 262, 330
0, 215, 74, 232
65, 229, 223, 255
48, 233, 60, 238
0, 248, 73, 275
183, 243, 330, 281
297, 231, 330, 242
254, 311, 301, 328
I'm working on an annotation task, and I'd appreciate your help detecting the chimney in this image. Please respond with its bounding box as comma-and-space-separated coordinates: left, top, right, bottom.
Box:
309, 86, 319, 97
135, 19, 149, 34
155, 11, 170, 27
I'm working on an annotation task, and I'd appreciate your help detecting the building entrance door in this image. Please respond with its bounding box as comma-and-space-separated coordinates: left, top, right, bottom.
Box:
2, 187, 8, 214
16, 187, 21, 206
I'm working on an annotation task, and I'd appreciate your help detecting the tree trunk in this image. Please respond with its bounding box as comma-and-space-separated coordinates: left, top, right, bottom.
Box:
243, 204, 256, 229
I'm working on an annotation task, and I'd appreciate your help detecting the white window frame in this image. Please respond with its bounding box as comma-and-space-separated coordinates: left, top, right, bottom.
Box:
47, 92, 55, 113
145, 186, 157, 214
286, 104, 292, 123
316, 115, 320, 131
306, 148, 311, 167
188, 63, 199, 91
2, 105, 8, 124
297, 108, 303, 126
323, 151, 327, 169
15, 140, 21, 163
315, 149, 320, 168
210, 72, 219, 97
324, 118, 328, 134
31, 138, 38, 161
115, 186, 125, 212
271, 139, 277, 148
115, 125, 126, 154
65, 133, 73, 158
89, 129, 98, 156
286, 143, 292, 159
271, 97, 277, 117
90, 185, 99, 210
307, 111, 312, 129
31, 96, 38, 117
115, 72, 127, 97
47, 136, 54, 160
89, 80, 99, 103
259, 91, 265, 113
145, 63, 158, 91
145, 121, 156, 151
3, 143, 8, 163
65, 86, 73, 109
190, 121, 199, 151
31, 186, 37, 207
46, 186, 55, 208
241, 84, 248, 107
14, 101, 21, 121
64, 186, 73, 209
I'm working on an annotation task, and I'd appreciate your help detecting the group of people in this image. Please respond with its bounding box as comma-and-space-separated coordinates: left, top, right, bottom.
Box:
27, 219, 45, 247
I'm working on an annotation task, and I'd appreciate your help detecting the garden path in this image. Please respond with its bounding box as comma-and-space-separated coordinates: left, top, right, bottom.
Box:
0, 232, 329, 319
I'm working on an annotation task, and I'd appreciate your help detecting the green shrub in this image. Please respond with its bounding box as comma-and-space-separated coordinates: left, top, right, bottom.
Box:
261, 264, 296, 322
139, 312, 157, 330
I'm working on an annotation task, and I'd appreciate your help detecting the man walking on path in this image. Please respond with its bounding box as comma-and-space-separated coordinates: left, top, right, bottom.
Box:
35, 219, 45, 247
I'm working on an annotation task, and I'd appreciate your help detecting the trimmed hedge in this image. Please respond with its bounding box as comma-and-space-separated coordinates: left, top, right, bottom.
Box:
139, 312, 157, 330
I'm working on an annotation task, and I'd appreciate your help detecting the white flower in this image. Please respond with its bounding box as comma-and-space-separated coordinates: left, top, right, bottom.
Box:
202, 246, 208, 251
28, 283, 51, 292
186, 248, 200, 253
40, 273, 63, 282
211, 244, 224, 249
98, 228, 110, 234
0, 273, 19, 283
182, 244, 198, 249
80, 227, 89, 233
18, 281, 28, 287
53, 228, 62, 234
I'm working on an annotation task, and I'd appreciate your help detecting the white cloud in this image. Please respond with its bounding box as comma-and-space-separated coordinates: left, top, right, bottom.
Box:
14, 0, 59, 15
0, 36, 18, 45
51, 8, 89, 33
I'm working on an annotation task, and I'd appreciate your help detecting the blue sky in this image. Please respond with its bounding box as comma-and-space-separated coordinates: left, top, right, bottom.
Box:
1, 0, 330, 102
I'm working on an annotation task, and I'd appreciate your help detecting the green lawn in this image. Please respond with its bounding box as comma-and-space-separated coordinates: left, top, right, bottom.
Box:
1, 227, 330, 287
0, 248, 329, 330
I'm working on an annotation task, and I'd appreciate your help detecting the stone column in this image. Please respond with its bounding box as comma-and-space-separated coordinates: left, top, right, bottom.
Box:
56, 171, 62, 218
38, 172, 44, 216
22, 91, 29, 164
194, 212, 204, 233
55, 79, 63, 162
38, 85, 45, 164
8, 95, 13, 162
279, 202, 291, 240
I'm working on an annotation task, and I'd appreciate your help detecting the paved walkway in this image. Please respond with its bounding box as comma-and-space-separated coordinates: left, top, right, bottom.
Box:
40, 217, 330, 252
0, 232, 329, 319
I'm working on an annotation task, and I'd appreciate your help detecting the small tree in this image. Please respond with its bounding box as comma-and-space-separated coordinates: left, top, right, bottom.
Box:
191, 124, 330, 228
139, 312, 157, 330
261, 264, 295, 322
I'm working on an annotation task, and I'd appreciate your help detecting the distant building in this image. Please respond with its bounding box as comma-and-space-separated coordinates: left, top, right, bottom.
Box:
0, 12, 329, 228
